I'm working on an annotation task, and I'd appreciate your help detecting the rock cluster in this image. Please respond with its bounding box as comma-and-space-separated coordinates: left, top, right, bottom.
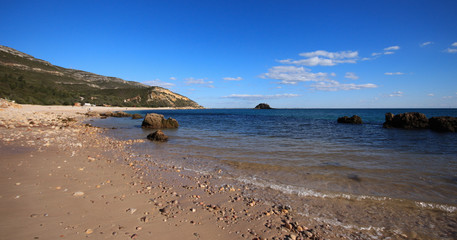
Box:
141, 113, 179, 129
254, 103, 272, 109
383, 112, 457, 132
337, 115, 363, 124
131, 113, 143, 119
100, 111, 132, 118
383, 112, 429, 129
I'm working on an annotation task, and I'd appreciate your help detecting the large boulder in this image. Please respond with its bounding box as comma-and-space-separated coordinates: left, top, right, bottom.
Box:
383, 112, 429, 129
429, 116, 457, 132
254, 103, 272, 109
147, 130, 168, 142
141, 113, 179, 129
337, 115, 363, 124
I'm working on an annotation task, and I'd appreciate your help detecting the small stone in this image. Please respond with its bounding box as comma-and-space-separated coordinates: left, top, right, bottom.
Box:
284, 222, 293, 230
126, 208, 137, 214
73, 191, 84, 197
190, 208, 196, 213
304, 231, 313, 238
85, 229, 93, 234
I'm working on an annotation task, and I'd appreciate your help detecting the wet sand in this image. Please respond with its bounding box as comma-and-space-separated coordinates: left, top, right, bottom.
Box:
0, 103, 413, 240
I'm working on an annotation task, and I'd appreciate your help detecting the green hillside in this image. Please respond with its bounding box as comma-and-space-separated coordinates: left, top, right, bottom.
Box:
0, 45, 202, 108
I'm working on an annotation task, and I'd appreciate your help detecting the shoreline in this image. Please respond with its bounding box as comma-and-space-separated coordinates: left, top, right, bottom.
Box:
1, 104, 454, 239
0, 104, 337, 239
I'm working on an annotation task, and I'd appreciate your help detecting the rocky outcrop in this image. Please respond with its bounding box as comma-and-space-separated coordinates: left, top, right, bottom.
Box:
383, 112, 429, 129
141, 113, 179, 129
429, 116, 457, 132
337, 115, 363, 124
254, 103, 272, 109
147, 130, 168, 142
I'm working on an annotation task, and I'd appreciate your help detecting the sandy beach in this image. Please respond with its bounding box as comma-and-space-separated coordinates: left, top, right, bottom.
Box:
0, 103, 411, 240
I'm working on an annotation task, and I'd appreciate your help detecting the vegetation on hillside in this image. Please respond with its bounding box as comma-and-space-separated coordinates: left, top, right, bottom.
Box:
0, 46, 202, 108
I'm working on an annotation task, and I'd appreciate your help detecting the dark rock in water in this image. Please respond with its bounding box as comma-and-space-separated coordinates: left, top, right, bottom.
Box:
141, 113, 179, 129
254, 103, 272, 109
337, 115, 363, 124
383, 112, 429, 129
347, 174, 362, 182
147, 130, 168, 142
131, 113, 143, 119
100, 111, 132, 118
429, 116, 457, 132
113, 111, 132, 117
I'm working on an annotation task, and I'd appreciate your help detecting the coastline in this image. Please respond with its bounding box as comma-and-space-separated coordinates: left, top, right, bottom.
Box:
1, 104, 450, 239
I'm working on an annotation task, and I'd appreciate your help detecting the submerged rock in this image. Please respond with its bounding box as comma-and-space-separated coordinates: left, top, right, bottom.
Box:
383, 112, 429, 129
337, 115, 363, 124
429, 116, 457, 132
141, 113, 179, 129
254, 103, 272, 109
147, 130, 169, 142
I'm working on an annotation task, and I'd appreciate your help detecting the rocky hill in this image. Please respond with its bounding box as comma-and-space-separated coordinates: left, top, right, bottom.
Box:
0, 45, 203, 108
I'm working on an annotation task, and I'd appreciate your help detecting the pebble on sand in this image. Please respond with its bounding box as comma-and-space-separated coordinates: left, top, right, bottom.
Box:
73, 191, 85, 197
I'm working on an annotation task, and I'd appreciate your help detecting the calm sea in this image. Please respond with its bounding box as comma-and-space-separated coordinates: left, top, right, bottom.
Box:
89, 108, 457, 238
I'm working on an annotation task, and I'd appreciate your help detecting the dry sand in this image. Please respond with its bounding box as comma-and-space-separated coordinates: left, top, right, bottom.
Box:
0, 103, 383, 240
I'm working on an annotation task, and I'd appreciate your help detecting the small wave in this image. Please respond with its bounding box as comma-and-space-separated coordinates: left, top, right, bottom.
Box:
236, 176, 390, 202
236, 176, 457, 214
415, 201, 456, 213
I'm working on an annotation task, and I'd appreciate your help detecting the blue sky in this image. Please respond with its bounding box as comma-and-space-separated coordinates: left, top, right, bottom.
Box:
2, 0, 457, 108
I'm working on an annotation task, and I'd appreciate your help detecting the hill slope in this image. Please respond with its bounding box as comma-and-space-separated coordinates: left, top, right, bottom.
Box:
0, 45, 203, 108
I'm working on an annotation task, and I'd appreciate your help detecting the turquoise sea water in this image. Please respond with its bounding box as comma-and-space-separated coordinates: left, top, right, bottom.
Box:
90, 108, 457, 238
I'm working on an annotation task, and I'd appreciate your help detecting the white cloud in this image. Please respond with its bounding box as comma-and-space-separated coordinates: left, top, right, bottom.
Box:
143, 79, 175, 88
345, 72, 359, 80
279, 50, 359, 66
443, 96, 453, 99
185, 77, 213, 85
371, 46, 400, 57
420, 41, 433, 47
169, 77, 177, 80
310, 80, 377, 91
299, 50, 359, 59
223, 93, 299, 100
384, 46, 400, 51
261, 66, 377, 91
223, 77, 243, 81
384, 72, 405, 75
452, 42, 457, 47
260, 66, 328, 84
444, 48, 457, 53
389, 91, 404, 97
427, 93, 435, 97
